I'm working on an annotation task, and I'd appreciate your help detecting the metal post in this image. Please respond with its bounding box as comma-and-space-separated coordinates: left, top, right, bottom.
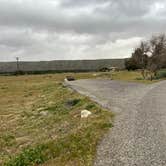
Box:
16, 57, 19, 72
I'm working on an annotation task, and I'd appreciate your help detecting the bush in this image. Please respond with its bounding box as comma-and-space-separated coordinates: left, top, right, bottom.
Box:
125, 59, 139, 71
156, 70, 166, 79
99, 67, 110, 72
13, 70, 26, 75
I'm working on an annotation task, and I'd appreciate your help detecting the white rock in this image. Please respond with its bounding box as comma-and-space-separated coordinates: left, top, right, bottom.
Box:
81, 110, 92, 118
64, 78, 68, 82
39, 111, 48, 116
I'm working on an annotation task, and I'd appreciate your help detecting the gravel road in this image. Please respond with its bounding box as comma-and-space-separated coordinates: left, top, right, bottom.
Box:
66, 79, 166, 166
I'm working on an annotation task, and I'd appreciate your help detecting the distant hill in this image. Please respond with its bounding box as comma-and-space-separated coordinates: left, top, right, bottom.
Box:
0, 59, 125, 73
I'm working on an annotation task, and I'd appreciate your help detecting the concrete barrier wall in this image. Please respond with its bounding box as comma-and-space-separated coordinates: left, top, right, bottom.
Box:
0, 59, 125, 73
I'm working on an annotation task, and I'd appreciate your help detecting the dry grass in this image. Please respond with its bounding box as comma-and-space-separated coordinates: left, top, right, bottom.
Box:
111, 70, 160, 84
0, 73, 113, 166
1, 70, 160, 165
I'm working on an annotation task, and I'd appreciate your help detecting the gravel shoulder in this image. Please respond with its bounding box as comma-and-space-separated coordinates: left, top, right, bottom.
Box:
66, 79, 166, 166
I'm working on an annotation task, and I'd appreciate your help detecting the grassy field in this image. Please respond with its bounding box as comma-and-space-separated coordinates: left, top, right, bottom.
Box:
0, 73, 113, 166
111, 71, 158, 84
82, 70, 160, 84
112, 70, 166, 83
0, 70, 163, 165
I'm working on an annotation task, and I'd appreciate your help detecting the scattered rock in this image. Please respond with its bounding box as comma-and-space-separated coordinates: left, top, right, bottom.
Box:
65, 76, 76, 81
81, 110, 92, 118
64, 78, 68, 82
39, 111, 49, 116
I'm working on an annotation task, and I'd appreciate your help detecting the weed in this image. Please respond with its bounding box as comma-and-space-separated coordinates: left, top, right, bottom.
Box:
100, 123, 113, 129
85, 104, 96, 110
0, 134, 15, 146
5, 145, 47, 166
65, 99, 81, 108
0, 73, 112, 165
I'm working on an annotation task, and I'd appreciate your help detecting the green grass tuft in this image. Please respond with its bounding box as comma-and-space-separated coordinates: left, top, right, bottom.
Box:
5, 145, 47, 166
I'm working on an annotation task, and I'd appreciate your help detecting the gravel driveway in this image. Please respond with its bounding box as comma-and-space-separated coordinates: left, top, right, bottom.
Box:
66, 79, 166, 166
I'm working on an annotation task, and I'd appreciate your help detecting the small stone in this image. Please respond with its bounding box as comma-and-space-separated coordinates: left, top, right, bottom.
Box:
64, 78, 68, 82
81, 110, 92, 118
39, 111, 48, 116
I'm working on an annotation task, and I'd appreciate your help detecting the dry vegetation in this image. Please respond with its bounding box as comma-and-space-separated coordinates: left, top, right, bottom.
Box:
112, 70, 166, 83
111, 70, 159, 84
0, 70, 163, 165
125, 34, 166, 80
0, 73, 113, 166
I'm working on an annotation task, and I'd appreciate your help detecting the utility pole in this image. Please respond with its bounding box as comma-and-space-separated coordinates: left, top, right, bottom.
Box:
16, 57, 20, 72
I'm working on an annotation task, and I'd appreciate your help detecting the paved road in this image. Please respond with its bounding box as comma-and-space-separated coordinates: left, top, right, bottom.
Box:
66, 79, 166, 166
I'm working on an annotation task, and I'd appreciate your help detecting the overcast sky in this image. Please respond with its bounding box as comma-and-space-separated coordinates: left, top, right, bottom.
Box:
0, 0, 166, 61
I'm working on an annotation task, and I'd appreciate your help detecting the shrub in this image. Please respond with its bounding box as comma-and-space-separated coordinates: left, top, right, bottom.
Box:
156, 70, 166, 79
99, 67, 110, 72
125, 59, 139, 71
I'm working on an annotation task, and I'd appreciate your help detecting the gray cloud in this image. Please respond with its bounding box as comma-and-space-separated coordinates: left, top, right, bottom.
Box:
0, 0, 166, 61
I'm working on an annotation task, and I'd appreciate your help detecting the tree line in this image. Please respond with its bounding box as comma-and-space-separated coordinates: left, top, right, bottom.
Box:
125, 34, 166, 80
